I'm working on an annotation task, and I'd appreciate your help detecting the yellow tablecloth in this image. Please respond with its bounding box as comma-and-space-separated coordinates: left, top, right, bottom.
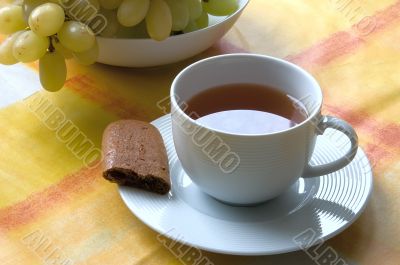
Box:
1, 1, 400, 264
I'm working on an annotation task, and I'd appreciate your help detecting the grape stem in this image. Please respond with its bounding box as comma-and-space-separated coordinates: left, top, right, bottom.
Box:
48, 36, 55, 52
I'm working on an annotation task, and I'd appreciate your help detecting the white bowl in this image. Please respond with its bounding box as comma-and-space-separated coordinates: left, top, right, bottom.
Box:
96, 0, 249, 67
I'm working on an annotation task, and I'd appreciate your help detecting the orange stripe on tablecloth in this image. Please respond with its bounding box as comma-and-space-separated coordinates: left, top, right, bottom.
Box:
65, 75, 149, 120
213, 1, 400, 68
0, 163, 102, 231
287, 30, 363, 69
287, 1, 400, 68
325, 104, 400, 167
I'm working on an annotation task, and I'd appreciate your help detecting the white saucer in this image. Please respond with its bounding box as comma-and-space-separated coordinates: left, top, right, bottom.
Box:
119, 114, 373, 256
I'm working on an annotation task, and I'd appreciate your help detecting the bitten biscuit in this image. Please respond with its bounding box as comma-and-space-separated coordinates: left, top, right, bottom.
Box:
102, 120, 170, 195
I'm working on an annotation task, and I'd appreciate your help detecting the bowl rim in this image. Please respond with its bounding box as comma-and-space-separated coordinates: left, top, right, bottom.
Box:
96, 0, 250, 41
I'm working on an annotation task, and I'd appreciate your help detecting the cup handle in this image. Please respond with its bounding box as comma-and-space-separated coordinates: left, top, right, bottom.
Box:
302, 116, 359, 178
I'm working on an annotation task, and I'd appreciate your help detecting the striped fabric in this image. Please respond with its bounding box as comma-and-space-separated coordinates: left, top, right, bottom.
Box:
0, 0, 399, 264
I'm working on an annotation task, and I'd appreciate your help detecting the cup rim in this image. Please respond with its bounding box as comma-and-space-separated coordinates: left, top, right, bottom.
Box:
171, 53, 323, 137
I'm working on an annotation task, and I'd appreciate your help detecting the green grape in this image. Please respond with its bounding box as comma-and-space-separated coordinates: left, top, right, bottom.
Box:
202, 0, 238, 16
63, 0, 100, 23
117, 0, 149, 27
115, 20, 148, 38
145, 0, 172, 41
52, 37, 73, 59
39, 51, 66, 92
23, 0, 50, 21
73, 40, 98, 65
183, 20, 197, 33
58, 21, 95, 52
196, 9, 208, 29
12, 30, 49, 62
99, 0, 122, 10
187, 0, 202, 20
0, 5, 27, 34
98, 9, 119, 37
183, 9, 208, 33
165, 0, 189, 31
29, 3, 65, 37
0, 31, 23, 65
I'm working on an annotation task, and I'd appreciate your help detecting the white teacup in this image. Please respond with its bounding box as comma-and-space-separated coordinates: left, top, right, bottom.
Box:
171, 54, 358, 205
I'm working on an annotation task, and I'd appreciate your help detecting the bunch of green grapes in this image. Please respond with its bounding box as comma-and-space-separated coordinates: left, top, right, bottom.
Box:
0, 0, 98, 91
101, 0, 239, 40
0, 0, 239, 92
